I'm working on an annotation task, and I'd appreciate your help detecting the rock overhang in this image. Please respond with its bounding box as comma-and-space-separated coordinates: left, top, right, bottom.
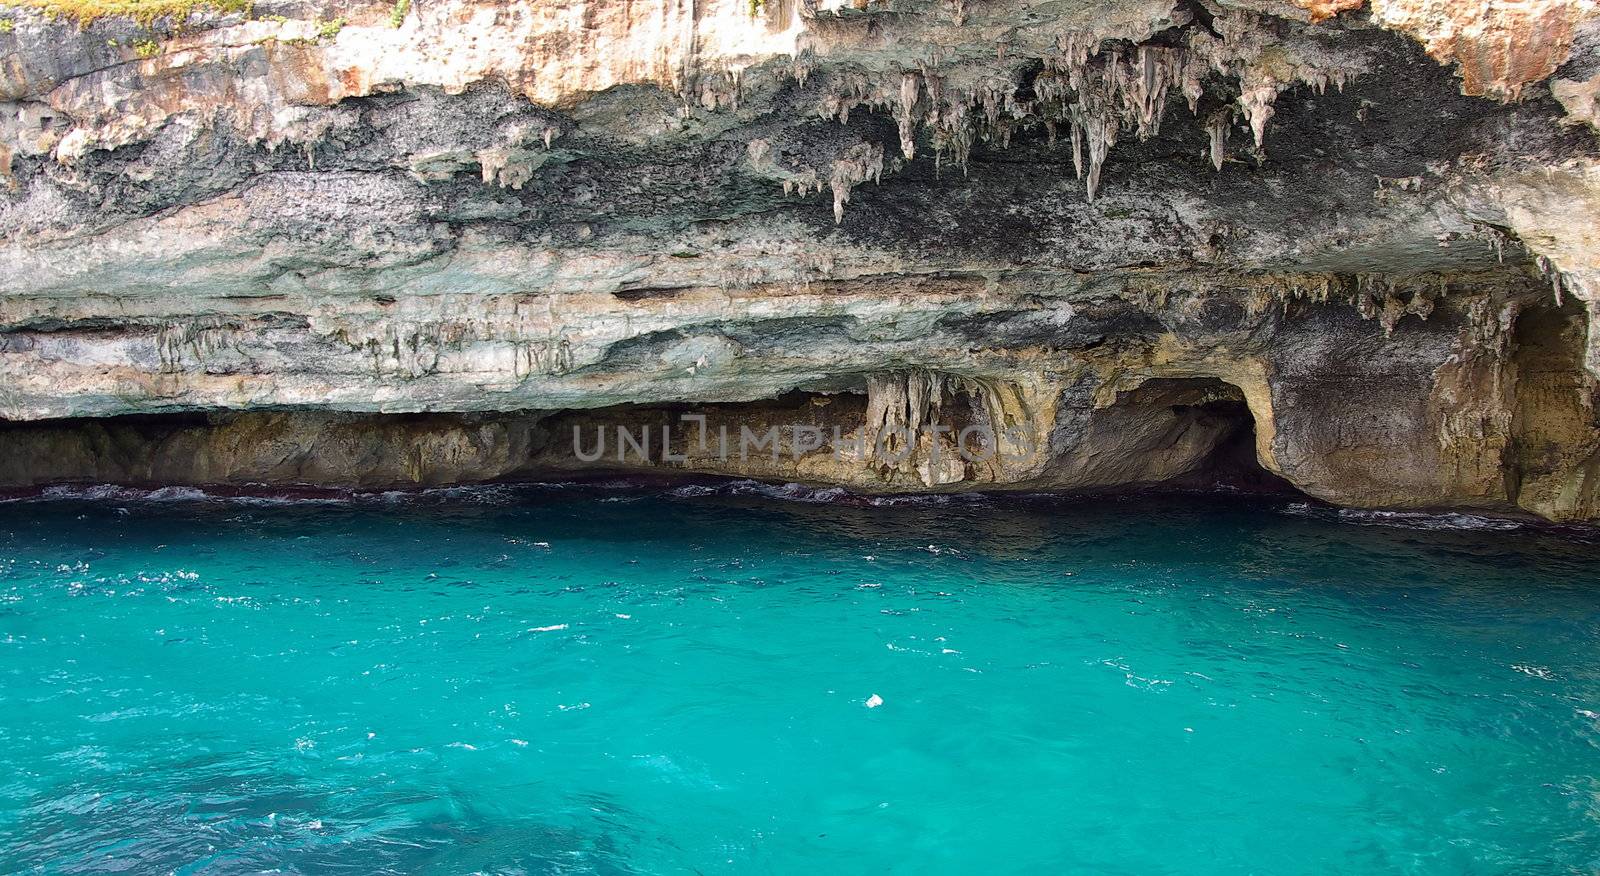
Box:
1, 0, 1599, 520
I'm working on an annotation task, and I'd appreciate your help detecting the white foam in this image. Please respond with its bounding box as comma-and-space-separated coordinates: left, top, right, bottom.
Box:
1284, 503, 1526, 532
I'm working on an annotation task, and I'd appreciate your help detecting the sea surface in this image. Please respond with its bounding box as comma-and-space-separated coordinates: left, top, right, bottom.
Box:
1, 483, 1598, 875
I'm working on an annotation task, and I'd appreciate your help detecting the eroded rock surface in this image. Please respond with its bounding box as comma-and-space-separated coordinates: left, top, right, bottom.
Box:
2, 0, 1599, 519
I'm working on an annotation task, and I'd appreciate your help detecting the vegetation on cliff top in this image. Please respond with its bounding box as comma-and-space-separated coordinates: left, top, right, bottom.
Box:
0, 0, 250, 26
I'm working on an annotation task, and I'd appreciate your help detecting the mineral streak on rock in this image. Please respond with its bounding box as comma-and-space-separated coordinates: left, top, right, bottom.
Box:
2, 0, 1600, 522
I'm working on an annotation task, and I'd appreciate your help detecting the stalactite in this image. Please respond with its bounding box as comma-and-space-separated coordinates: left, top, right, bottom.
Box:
829, 142, 884, 223
1238, 80, 1277, 151
1180, 52, 1207, 114
1070, 117, 1083, 180
476, 147, 546, 190
1470, 224, 1515, 264
799, 8, 1352, 212
1379, 294, 1407, 336
865, 371, 938, 459
1207, 112, 1228, 171
862, 369, 1037, 486
791, 51, 814, 86
1125, 46, 1180, 140
1352, 273, 1447, 335
1537, 255, 1568, 305
897, 73, 921, 160
318, 298, 583, 381
1074, 106, 1117, 204
1355, 273, 1384, 321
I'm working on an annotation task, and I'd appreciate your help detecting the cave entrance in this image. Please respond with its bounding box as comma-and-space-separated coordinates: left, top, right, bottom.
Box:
1095, 377, 1297, 495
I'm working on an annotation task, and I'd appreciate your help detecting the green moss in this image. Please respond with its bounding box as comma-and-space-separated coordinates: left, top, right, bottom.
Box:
0, 17, 13, 31
387, 0, 407, 28
279, 15, 341, 45
133, 35, 158, 56
748, 0, 763, 16
0, 0, 252, 27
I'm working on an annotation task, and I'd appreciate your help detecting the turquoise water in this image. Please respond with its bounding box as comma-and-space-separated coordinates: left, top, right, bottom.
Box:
2, 484, 1598, 875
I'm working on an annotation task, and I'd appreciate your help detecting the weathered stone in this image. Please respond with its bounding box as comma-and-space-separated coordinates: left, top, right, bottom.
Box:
2, 0, 1599, 521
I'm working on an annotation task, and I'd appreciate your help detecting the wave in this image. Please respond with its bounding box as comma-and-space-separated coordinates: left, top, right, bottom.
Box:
1283, 503, 1527, 532
28, 484, 217, 503
662, 479, 995, 508
0, 483, 1568, 534
0, 482, 560, 507
665, 480, 851, 503
0, 478, 886, 508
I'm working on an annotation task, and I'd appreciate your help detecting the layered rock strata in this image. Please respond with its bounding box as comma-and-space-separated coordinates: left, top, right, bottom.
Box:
2, 0, 1599, 520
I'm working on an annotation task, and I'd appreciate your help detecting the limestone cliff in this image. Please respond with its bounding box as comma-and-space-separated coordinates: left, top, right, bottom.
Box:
3, 0, 1600, 520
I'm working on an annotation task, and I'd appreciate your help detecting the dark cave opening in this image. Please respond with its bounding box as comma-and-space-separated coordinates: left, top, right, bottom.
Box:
1185, 398, 1302, 495
0, 378, 1305, 498
1094, 377, 1302, 496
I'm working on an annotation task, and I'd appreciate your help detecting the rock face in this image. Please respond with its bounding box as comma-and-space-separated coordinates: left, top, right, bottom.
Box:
2, 0, 1600, 520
